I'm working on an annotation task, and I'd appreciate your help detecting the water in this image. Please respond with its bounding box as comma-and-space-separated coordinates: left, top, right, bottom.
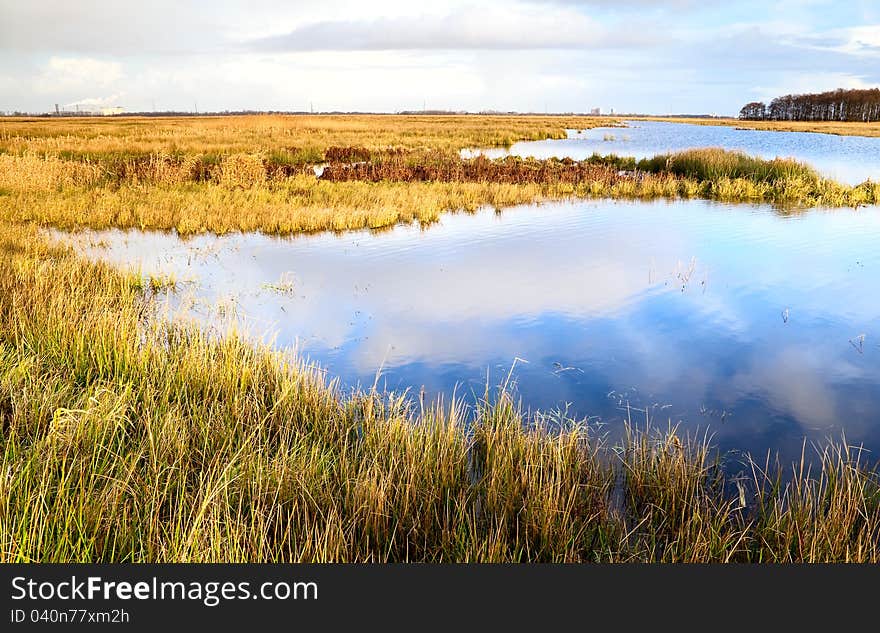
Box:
58, 199, 880, 462
463, 120, 880, 185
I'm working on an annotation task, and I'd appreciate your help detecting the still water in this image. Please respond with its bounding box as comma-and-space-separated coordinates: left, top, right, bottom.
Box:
465, 120, 880, 185
59, 199, 880, 461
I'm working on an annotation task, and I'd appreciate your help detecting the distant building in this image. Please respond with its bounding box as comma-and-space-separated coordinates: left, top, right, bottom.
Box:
100, 107, 125, 116
589, 107, 601, 115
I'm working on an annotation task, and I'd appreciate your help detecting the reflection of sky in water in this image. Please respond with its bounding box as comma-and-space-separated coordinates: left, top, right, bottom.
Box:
463, 120, 880, 185
57, 199, 880, 462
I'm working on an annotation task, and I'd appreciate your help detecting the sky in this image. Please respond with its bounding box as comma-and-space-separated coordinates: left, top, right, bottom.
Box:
1, 0, 879, 115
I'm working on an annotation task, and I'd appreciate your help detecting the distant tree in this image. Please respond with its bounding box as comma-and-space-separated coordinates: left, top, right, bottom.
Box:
739, 102, 766, 120
743, 88, 880, 122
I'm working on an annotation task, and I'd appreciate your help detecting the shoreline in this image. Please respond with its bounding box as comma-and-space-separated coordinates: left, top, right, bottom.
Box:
630, 115, 880, 138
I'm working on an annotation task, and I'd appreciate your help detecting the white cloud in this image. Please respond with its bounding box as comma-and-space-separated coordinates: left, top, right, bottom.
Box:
0, 0, 878, 114
0, 0, 457, 54
64, 94, 126, 109
835, 25, 880, 56
753, 72, 876, 103
0, 1, 224, 54
252, 6, 659, 51
34, 57, 124, 94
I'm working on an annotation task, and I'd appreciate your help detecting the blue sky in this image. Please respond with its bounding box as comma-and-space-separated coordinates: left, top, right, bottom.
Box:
1, 0, 878, 115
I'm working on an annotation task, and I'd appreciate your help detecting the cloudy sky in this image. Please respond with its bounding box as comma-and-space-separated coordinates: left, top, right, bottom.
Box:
1, 0, 878, 115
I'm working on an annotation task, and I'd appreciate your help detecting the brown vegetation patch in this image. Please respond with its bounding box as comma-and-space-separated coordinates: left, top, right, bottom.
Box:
320, 151, 626, 186
324, 145, 372, 163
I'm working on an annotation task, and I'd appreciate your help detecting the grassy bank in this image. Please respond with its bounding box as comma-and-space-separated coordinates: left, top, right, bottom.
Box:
1, 147, 877, 236
1, 114, 876, 237
1, 224, 880, 562
634, 116, 880, 138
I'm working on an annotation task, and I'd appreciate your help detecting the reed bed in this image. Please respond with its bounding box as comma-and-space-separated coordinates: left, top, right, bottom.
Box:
321, 152, 623, 185
1, 223, 879, 563
320, 147, 876, 209
2, 147, 877, 236
0, 114, 876, 239
0, 114, 614, 157
637, 147, 820, 182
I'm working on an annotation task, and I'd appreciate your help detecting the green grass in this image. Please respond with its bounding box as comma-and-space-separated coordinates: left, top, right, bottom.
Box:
638, 148, 820, 182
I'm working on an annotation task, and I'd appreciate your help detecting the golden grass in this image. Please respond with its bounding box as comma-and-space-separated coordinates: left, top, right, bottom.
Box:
0, 114, 618, 156
0, 115, 626, 235
1, 147, 877, 236
5, 175, 874, 237
0, 116, 875, 238
0, 174, 564, 235
633, 116, 880, 138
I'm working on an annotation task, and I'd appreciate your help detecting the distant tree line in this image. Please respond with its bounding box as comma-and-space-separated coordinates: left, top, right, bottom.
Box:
739, 88, 880, 122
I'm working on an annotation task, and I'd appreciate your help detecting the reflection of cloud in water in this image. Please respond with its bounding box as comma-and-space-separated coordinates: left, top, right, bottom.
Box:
729, 346, 839, 430
54, 197, 880, 461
